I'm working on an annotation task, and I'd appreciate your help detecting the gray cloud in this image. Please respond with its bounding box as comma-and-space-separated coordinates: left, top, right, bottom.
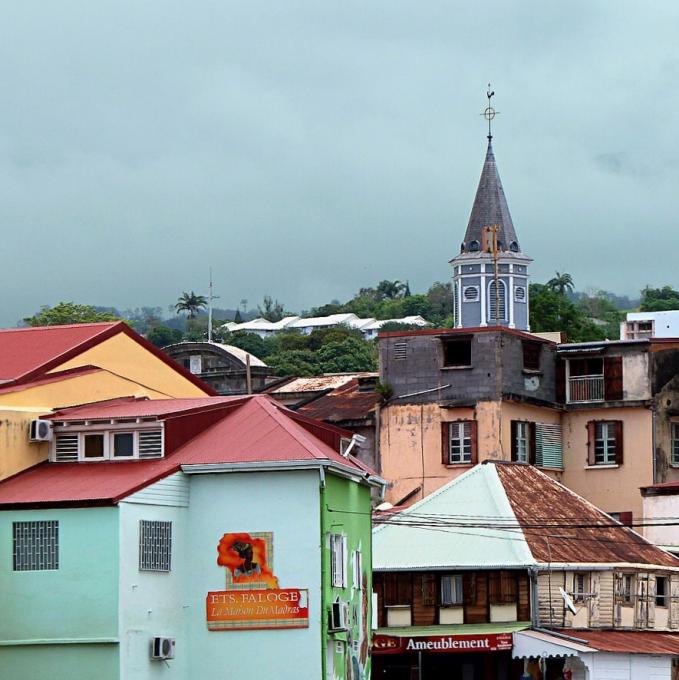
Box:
1, 1, 679, 325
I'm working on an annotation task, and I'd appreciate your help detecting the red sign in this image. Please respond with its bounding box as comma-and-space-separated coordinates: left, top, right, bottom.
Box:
206, 588, 309, 631
372, 632, 513, 655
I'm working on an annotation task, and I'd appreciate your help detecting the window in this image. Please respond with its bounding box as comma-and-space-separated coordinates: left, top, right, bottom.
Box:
112, 432, 134, 458
468, 240, 480, 252
623, 574, 634, 604
330, 534, 347, 588
463, 286, 479, 302
54, 428, 164, 462
656, 576, 668, 607
13, 521, 59, 571
442, 337, 472, 367
488, 280, 507, 322
573, 573, 588, 603
352, 550, 362, 590
672, 423, 679, 466
514, 285, 526, 302
83, 433, 105, 459
522, 340, 541, 371
534, 423, 563, 469
383, 573, 411, 606
489, 571, 518, 604
393, 341, 407, 360
588, 421, 622, 465
440, 575, 463, 606
511, 421, 532, 463
445, 421, 476, 464
139, 520, 172, 572
509, 241, 519, 252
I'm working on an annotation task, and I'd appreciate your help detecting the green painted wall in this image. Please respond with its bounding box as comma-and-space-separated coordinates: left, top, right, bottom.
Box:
321, 473, 373, 680
0, 507, 119, 642
0, 643, 118, 680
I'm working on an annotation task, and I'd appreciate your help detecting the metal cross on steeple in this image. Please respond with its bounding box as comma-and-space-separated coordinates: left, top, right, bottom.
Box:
481, 83, 499, 141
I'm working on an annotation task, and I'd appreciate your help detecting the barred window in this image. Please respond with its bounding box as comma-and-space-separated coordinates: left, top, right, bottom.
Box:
13, 521, 59, 571
139, 520, 172, 572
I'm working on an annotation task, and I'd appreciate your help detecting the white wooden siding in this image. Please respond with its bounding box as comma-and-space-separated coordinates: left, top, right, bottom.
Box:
123, 472, 190, 507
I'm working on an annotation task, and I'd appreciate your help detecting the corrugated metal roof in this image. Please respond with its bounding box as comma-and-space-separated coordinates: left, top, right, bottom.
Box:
377, 622, 530, 637
373, 465, 535, 570
556, 629, 679, 654
213, 344, 267, 368
496, 464, 679, 567
268, 373, 373, 394
297, 378, 379, 422
0, 396, 370, 507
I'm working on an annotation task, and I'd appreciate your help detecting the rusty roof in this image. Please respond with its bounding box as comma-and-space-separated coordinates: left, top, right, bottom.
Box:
556, 629, 679, 654
297, 378, 379, 423
495, 463, 679, 567
266, 373, 376, 394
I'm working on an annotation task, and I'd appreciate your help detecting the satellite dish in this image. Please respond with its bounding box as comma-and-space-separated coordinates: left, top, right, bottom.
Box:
559, 587, 577, 615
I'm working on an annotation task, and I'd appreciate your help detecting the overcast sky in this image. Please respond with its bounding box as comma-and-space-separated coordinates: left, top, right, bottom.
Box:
1, 1, 678, 325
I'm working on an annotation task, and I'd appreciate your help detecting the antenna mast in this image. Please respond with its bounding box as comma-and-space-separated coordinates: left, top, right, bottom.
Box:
207, 268, 220, 343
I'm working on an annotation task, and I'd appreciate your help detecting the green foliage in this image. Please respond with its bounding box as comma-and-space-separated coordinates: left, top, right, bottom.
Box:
233, 309, 243, 323
146, 325, 183, 347
316, 336, 377, 373
426, 282, 454, 322
265, 350, 321, 376
183, 318, 208, 342
228, 332, 275, 359
378, 322, 425, 333
24, 302, 122, 327
375, 381, 393, 401
175, 291, 207, 319
546, 271, 575, 296
640, 286, 679, 312
258, 295, 288, 322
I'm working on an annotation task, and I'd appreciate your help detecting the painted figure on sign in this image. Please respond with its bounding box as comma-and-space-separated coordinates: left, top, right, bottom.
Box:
231, 541, 261, 578
217, 531, 279, 589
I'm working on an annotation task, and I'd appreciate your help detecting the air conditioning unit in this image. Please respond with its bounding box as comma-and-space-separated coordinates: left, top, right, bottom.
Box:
29, 419, 53, 442
150, 636, 176, 660
329, 601, 349, 631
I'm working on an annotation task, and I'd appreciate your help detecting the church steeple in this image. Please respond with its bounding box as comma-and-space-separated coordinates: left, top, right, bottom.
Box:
450, 88, 532, 331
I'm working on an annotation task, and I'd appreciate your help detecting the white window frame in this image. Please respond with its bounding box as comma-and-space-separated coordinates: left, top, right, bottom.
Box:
13, 520, 59, 571
573, 573, 589, 603
595, 422, 617, 465
139, 520, 172, 572
487, 280, 508, 322
440, 574, 463, 607
448, 422, 472, 464
51, 424, 164, 462
515, 422, 530, 463
330, 534, 347, 588
622, 574, 634, 604
672, 422, 679, 466
514, 285, 527, 303
463, 285, 479, 302
352, 550, 362, 590
656, 575, 668, 607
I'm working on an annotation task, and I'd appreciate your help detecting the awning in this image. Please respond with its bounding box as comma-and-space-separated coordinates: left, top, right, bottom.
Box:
372, 623, 529, 656
557, 629, 679, 654
512, 630, 592, 659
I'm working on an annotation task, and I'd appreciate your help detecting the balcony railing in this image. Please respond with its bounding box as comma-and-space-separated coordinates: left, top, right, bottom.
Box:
568, 375, 604, 403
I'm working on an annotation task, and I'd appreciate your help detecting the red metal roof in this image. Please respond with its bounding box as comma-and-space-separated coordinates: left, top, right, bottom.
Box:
0, 396, 373, 507
557, 629, 679, 654
297, 379, 379, 422
495, 463, 679, 567
640, 480, 679, 496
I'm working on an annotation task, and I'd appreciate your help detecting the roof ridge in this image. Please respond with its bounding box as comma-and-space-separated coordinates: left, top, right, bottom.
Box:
0, 321, 121, 333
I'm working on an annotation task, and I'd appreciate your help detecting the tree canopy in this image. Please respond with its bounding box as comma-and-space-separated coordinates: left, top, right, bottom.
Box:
640, 286, 679, 312
23, 302, 121, 327
175, 291, 207, 319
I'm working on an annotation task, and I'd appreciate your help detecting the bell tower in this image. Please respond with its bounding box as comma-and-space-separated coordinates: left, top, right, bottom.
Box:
450, 87, 531, 330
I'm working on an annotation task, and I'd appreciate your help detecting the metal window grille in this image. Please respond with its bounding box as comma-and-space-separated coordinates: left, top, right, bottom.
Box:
393, 341, 407, 360
54, 434, 79, 462
138, 430, 163, 459
448, 422, 472, 463
13, 521, 59, 571
535, 423, 563, 469
139, 520, 172, 571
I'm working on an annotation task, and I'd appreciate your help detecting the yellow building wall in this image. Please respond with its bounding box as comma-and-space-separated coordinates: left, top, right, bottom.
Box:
560, 406, 653, 523
49, 332, 208, 398
0, 408, 50, 481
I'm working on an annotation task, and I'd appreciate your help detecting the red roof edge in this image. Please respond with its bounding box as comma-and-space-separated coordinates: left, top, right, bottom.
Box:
13, 322, 218, 396
377, 325, 556, 344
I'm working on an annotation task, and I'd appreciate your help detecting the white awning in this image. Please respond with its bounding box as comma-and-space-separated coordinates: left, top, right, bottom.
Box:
512, 630, 592, 659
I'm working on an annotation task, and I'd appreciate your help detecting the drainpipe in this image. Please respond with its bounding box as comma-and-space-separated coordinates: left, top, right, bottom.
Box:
529, 567, 540, 628
319, 466, 327, 680
652, 406, 658, 484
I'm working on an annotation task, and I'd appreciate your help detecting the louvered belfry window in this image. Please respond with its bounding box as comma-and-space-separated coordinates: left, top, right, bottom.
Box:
488, 280, 507, 322
13, 521, 59, 571
139, 520, 172, 572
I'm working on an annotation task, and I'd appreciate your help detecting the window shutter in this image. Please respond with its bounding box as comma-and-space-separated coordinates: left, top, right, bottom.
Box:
556, 359, 566, 403
441, 423, 450, 464
587, 421, 597, 466
615, 420, 624, 465
618, 511, 633, 527
529, 422, 537, 466
469, 421, 478, 464
341, 535, 348, 588
604, 356, 624, 401
510, 421, 518, 461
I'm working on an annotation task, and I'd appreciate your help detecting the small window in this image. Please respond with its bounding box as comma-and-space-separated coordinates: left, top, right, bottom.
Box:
622, 574, 634, 604
442, 337, 472, 367
447, 421, 473, 464
514, 285, 526, 302
352, 550, 362, 590
672, 423, 679, 465
138, 430, 163, 459
522, 341, 541, 371
393, 341, 407, 360
463, 286, 479, 302
13, 521, 59, 571
440, 575, 463, 606
83, 434, 105, 459
573, 573, 588, 603
509, 241, 519, 252
112, 432, 134, 458
54, 434, 79, 462
139, 520, 172, 572
513, 422, 531, 463
595, 422, 618, 465
468, 240, 480, 252
656, 576, 668, 607
330, 534, 347, 588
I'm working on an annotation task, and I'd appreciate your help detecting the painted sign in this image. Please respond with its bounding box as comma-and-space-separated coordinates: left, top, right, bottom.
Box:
372, 632, 513, 655
217, 531, 279, 589
206, 588, 309, 630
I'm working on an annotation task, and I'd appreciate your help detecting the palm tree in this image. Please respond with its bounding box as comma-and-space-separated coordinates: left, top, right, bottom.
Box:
175, 291, 208, 319
377, 280, 407, 300
547, 272, 574, 297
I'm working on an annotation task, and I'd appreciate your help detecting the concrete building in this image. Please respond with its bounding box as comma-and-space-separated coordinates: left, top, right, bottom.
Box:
621, 311, 679, 340
0, 395, 383, 680
372, 462, 679, 680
